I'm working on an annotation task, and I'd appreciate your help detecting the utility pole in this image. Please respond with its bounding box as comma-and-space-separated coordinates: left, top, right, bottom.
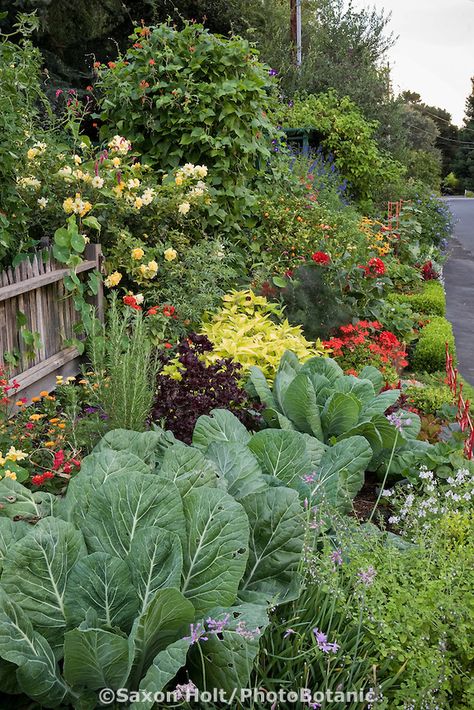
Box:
290, 0, 302, 67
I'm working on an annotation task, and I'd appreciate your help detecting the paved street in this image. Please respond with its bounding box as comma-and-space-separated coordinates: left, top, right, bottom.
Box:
444, 198, 474, 384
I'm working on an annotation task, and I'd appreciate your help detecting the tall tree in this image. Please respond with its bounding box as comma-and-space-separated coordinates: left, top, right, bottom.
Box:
454, 78, 474, 191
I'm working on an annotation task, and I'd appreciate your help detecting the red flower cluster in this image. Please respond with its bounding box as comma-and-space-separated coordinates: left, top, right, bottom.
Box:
0, 366, 20, 405
32, 471, 55, 486
52, 449, 81, 474
123, 295, 142, 310
421, 260, 439, 280
359, 257, 386, 277
324, 320, 408, 371
311, 251, 331, 265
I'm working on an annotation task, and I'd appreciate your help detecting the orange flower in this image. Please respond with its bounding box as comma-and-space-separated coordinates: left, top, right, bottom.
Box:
107, 61, 116, 69
149, 59, 156, 66
93, 61, 101, 68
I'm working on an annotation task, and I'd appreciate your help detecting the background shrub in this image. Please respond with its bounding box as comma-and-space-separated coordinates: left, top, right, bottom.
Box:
388, 281, 446, 317
97, 22, 278, 229
412, 316, 455, 373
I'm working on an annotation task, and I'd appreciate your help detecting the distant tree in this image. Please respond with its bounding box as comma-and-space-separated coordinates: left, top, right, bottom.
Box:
454, 78, 474, 191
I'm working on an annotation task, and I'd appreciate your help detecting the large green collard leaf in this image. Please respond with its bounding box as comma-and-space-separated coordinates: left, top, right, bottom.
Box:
181, 488, 249, 614
81, 471, 185, 558
205, 442, 267, 500
0, 478, 55, 521
248, 366, 276, 409
133, 638, 192, 710
300, 356, 344, 385
302, 433, 327, 469
0, 590, 70, 706
398, 410, 421, 440
273, 350, 301, 411
281, 373, 323, 439
188, 604, 269, 692
0, 658, 21, 695
333, 375, 375, 405
312, 436, 372, 512
248, 430, 313, 493
64, 552, 139, 631
0, 518, 29, 573
159, 442, 219, 497
129, 587, 194, 687
127, 528, 183, 613
192, 409, 251, 450
321, 392, 361, 439
361, 389, 401, 417
65, 449, 151, 526
239, 488, 304, 604
1, 518, 85, 649
359, 365, 384, 391
63, 628, 131, 690
93, 429, 166, 465
262, 407, 295, 430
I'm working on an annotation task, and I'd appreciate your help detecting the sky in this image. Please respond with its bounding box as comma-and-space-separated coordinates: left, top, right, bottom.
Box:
352, 0, 474, 126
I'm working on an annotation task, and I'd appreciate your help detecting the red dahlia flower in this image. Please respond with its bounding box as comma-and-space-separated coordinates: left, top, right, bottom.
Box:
311, 251, 331, 265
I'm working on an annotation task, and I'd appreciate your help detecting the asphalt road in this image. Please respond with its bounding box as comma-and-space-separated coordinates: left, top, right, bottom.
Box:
443, 197, 474, 384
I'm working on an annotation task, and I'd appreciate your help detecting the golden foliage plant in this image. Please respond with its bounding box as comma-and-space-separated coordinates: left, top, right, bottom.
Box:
200, 290, 327, 380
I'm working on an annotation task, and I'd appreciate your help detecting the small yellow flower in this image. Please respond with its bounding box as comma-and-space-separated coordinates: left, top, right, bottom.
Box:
49, 418, 60, 424
111, 157, 121, 168
73, 154, 82, 165
30, 414, 45, 421
67, 376, 76, 382
63, 197, 75, 214
15, 400, 25, 407
56, 376, 64, 384
27, 147, 39, 160
39, 390, 49, 397
147, 260, 158, 273
175, 175, 183, 186
6, 446, 28, 462
104, 271, 122, 288
44, 441, 56, 448
31, 396, 41, 403
4, 470, 17, 481
164, 248, 177, 262
134, 197, 143, 210
131, 247, 145, 260
57, 423, 66, 429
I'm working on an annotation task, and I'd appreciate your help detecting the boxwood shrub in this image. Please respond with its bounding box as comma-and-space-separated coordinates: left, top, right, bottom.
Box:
412, 316, 455, 373
388, 281, 446, 317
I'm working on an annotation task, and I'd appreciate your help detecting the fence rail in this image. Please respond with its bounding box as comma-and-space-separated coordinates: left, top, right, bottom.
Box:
0, 244, 103, 402
445, 342, 474, 459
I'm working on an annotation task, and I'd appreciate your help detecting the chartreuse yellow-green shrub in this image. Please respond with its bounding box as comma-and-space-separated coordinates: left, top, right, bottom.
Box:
412, 316, 455, 373
388, 281, 446, 317
200, 290, 326, 380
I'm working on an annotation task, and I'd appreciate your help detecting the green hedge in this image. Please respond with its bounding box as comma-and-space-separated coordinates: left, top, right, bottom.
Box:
412, 316, 455, 373
388, 281, 446, 317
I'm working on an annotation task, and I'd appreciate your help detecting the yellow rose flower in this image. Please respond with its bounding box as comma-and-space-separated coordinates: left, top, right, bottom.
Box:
131, 248, 145, 260
112, 157, 121, 168
178, 201, 191, 215
63, 197, 75, 214
175, 175, 183, 186
164, 248, 177, 262
147, 260, 158, 274
104, 271, 122, 288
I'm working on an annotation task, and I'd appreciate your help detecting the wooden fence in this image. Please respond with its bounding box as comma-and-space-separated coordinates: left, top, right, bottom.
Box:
0, 244, 103, 402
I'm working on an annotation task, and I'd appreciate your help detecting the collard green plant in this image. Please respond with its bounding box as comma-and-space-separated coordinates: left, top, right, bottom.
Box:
249, 351, 421, 474
0, 419, 309, 706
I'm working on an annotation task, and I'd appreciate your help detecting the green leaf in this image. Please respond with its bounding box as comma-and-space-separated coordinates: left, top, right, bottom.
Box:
205, 442, 267, 499
129, 588, 194, 687
0, 518, 29, 574
188, 604, 269, 691
16, 311, 27, 327
321, 392, 361, 438
93, 429, 166, 466
273, 351, 300, 411
248, 430, 313, 493
248, 366, 276, 409
359, 366, 384, 392
272, 275, 287, 288
82, 216, 101, 232
64, 552, 139, 631
181, 488, 249, 614
54, 226, 70, 248
239, 488, 304, 604
313, 436, 372, 512
0, 591, 69, 706
159, 442, 219, 496
133, 638, 192, 710
361, 390, 401, 417
65, 450, 151, 526
282, 373, 323, 439
333, 375, 375, 405
192, 409, 251, 450
71, 232, 85, 253
300, 356, 344, 385
63, 628, 131, 690
1, 518, 85, 650
81, 471, 185, 558
127, 528, 183, 613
